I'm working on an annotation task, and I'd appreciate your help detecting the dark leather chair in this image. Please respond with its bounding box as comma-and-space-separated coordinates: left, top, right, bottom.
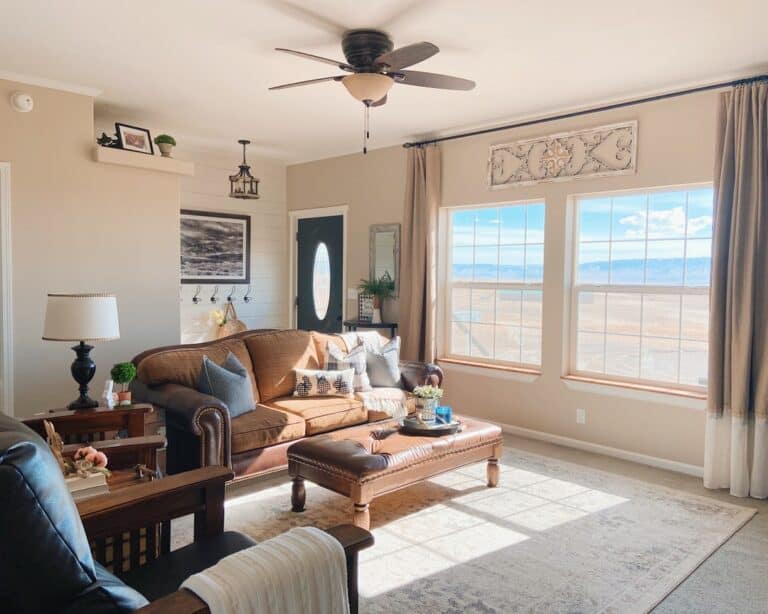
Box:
0, 413, 373, 613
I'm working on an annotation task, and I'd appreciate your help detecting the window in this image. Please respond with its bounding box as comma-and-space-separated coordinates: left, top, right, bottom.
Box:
570, 186, 713, 390
445, 201, 545, 368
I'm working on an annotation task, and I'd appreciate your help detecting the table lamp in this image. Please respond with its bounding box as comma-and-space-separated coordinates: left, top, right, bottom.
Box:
42, 292, 121, 409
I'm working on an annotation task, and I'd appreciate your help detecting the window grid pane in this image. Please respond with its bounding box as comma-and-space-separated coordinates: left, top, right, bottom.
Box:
573, 186, 713, 389
449, 202, 545, 368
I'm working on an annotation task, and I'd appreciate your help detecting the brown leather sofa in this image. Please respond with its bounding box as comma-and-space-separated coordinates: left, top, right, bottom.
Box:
131, 329, 443, 479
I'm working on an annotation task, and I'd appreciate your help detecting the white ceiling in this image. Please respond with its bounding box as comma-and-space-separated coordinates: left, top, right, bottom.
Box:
1, 0, 767, 163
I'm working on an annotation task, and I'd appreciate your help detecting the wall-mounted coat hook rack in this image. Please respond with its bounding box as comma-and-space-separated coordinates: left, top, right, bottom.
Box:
243, 285, 252, 303
226, 286, 236, 303
210, 285, 219, 303
192, 286, 202, 304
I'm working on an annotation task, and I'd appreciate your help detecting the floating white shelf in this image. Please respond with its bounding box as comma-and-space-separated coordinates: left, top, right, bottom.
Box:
93, 146, 194, 176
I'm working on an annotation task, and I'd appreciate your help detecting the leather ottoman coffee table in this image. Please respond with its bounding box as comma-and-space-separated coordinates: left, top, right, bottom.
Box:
287, 416, 503, 530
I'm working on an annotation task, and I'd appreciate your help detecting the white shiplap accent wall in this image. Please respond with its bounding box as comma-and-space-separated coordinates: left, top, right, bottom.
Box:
179, 148, 288, 343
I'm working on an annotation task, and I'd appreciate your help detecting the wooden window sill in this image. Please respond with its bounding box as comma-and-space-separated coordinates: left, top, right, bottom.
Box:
562, 375, 707, 400
438, 357, 541, 376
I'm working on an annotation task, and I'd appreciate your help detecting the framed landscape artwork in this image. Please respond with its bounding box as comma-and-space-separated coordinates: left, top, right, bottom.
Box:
180, 210, 251, 284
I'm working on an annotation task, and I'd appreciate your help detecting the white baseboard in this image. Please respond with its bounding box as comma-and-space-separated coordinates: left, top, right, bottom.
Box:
464, 415, 704, 478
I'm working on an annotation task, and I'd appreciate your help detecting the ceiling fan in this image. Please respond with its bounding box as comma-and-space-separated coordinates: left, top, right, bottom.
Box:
269, 29, 475, 152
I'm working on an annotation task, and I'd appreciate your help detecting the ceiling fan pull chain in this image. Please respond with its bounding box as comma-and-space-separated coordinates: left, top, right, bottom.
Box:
363, 102, 370, 154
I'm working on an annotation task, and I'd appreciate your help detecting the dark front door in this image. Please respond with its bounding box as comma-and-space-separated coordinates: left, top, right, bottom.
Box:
296, 215, 343, 332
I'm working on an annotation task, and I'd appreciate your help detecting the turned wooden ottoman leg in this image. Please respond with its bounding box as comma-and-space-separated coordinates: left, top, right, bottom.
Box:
291, 477, 306, 512
353, 503, 370, 530
487, 458, 500, 488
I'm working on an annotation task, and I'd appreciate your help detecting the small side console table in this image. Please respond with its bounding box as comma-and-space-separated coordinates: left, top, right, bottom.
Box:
24, 403, 154, 443
343, 320, 398, 337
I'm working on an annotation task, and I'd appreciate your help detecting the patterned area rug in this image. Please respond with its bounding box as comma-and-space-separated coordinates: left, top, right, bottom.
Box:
174, 448, 755, 613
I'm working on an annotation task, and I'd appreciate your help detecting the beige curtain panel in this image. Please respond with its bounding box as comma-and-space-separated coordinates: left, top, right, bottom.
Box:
399, 145, 441, 362
704, 80, 768, 498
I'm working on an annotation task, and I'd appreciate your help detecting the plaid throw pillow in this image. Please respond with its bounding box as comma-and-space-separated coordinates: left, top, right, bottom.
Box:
325, 341, 372, 392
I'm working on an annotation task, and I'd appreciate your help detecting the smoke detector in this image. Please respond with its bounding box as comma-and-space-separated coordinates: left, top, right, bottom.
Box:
10, 92, 34, 112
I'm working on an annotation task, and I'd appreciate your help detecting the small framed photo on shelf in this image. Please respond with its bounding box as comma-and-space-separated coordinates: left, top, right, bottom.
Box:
115, 123, 154, 155
358, 294, 374, 322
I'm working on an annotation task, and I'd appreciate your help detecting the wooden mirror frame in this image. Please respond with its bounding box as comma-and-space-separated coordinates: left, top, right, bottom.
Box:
369, 223, 400, 297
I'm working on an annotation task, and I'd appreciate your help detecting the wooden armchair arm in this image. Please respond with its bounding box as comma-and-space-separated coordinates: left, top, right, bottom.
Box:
78, 466, 233, 543
136, 524, 374, 614
63, 435, 165, 470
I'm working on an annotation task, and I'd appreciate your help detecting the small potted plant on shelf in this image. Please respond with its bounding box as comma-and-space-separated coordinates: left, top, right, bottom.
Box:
412, 384, 444, 422
153, 134, 176, 157
110, 362, 137, 406
358, 274, 395, 323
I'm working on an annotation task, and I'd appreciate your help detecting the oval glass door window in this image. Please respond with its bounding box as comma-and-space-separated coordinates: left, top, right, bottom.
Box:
312, 242, 331, 320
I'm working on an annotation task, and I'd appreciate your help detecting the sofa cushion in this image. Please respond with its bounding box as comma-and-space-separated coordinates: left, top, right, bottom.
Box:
265, 396, 367, 436
231, 406, 306, 454
311, 332, 348, 365
198, 353, 255, 418
356, 387, 414, 421
244, 330, 321, 401
137, 338, 259, 402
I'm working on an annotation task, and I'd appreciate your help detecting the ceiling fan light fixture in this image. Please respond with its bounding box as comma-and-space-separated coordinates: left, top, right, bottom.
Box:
342, 73, 393, 104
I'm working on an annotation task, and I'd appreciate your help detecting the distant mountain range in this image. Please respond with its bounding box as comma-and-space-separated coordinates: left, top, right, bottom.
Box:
452, 257, 711, 286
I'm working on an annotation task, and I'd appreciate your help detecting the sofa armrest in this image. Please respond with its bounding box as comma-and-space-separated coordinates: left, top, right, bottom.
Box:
399, 361, 444, 391
131, 380, 231, 470
78, 466, 233, 542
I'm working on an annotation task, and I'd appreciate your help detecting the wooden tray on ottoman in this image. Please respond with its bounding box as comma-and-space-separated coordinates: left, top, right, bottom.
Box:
287, 416, 503, 530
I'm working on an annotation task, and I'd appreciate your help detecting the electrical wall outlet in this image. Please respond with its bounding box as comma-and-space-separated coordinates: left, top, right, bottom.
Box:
347, 288, 358, 300
576, 408, 586, 424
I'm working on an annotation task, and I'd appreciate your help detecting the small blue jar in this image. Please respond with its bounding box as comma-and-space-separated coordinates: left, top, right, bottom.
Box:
435, 406, 453, 424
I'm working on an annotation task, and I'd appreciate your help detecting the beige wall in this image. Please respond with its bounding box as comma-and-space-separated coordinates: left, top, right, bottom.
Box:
287, 145, 407, 322
177, 148, 288, 342
0, 79, 181, 417
288, 91, 719, 468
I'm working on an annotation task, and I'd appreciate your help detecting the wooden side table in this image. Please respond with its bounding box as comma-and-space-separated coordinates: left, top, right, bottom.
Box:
24, 403, 154, 443
343, 320, 398, 337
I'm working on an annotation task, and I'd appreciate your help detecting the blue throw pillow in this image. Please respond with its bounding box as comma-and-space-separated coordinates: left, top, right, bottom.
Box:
198, 352, 255, 418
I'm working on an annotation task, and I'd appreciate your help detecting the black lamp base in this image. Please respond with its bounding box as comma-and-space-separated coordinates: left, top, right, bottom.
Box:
68, 341, 99, 410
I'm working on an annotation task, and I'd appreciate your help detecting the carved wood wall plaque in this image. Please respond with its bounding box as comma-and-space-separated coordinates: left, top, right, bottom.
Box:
488, 121, 637, 188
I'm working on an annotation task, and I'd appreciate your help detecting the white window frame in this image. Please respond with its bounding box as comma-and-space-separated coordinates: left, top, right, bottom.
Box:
567, 183, 712, 393
441, 199, 545, 370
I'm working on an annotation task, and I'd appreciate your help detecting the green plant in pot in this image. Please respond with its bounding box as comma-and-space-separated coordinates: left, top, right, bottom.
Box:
153, 134, 176, 158
359, 275, 395, 323
110, 362, 137, 406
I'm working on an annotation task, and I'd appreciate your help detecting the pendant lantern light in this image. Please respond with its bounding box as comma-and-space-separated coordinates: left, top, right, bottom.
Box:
229, 139, 260, 199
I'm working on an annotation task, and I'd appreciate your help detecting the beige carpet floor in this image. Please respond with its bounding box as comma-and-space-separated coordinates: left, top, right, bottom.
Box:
174, 446, 755, 613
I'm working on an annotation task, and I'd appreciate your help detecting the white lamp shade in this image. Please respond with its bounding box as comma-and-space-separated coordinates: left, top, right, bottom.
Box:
42, 293, 120, 342
342, 73, 394, 103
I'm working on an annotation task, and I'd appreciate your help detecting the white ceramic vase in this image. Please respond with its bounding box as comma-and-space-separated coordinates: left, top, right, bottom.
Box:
157, 142, 174, 158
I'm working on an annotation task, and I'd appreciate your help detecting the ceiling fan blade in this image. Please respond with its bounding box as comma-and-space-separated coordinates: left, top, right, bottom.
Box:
371, 94, 387, 107
275, 48, 355, 71
263, 0, 347, 36
374, 42, 439, 70
269, 76, 344, 90
393, 70, 475, 90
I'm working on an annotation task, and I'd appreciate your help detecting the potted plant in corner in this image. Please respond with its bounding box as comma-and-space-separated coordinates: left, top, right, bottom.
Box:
153, 134, 176, 158
110, 362, 137, 406
358, 275, 395, 323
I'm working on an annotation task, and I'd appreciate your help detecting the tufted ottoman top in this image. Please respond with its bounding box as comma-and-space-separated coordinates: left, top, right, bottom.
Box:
287, 416, 502, 481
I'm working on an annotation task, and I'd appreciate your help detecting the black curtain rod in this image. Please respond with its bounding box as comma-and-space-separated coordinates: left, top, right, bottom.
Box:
403, 74, 768, 149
